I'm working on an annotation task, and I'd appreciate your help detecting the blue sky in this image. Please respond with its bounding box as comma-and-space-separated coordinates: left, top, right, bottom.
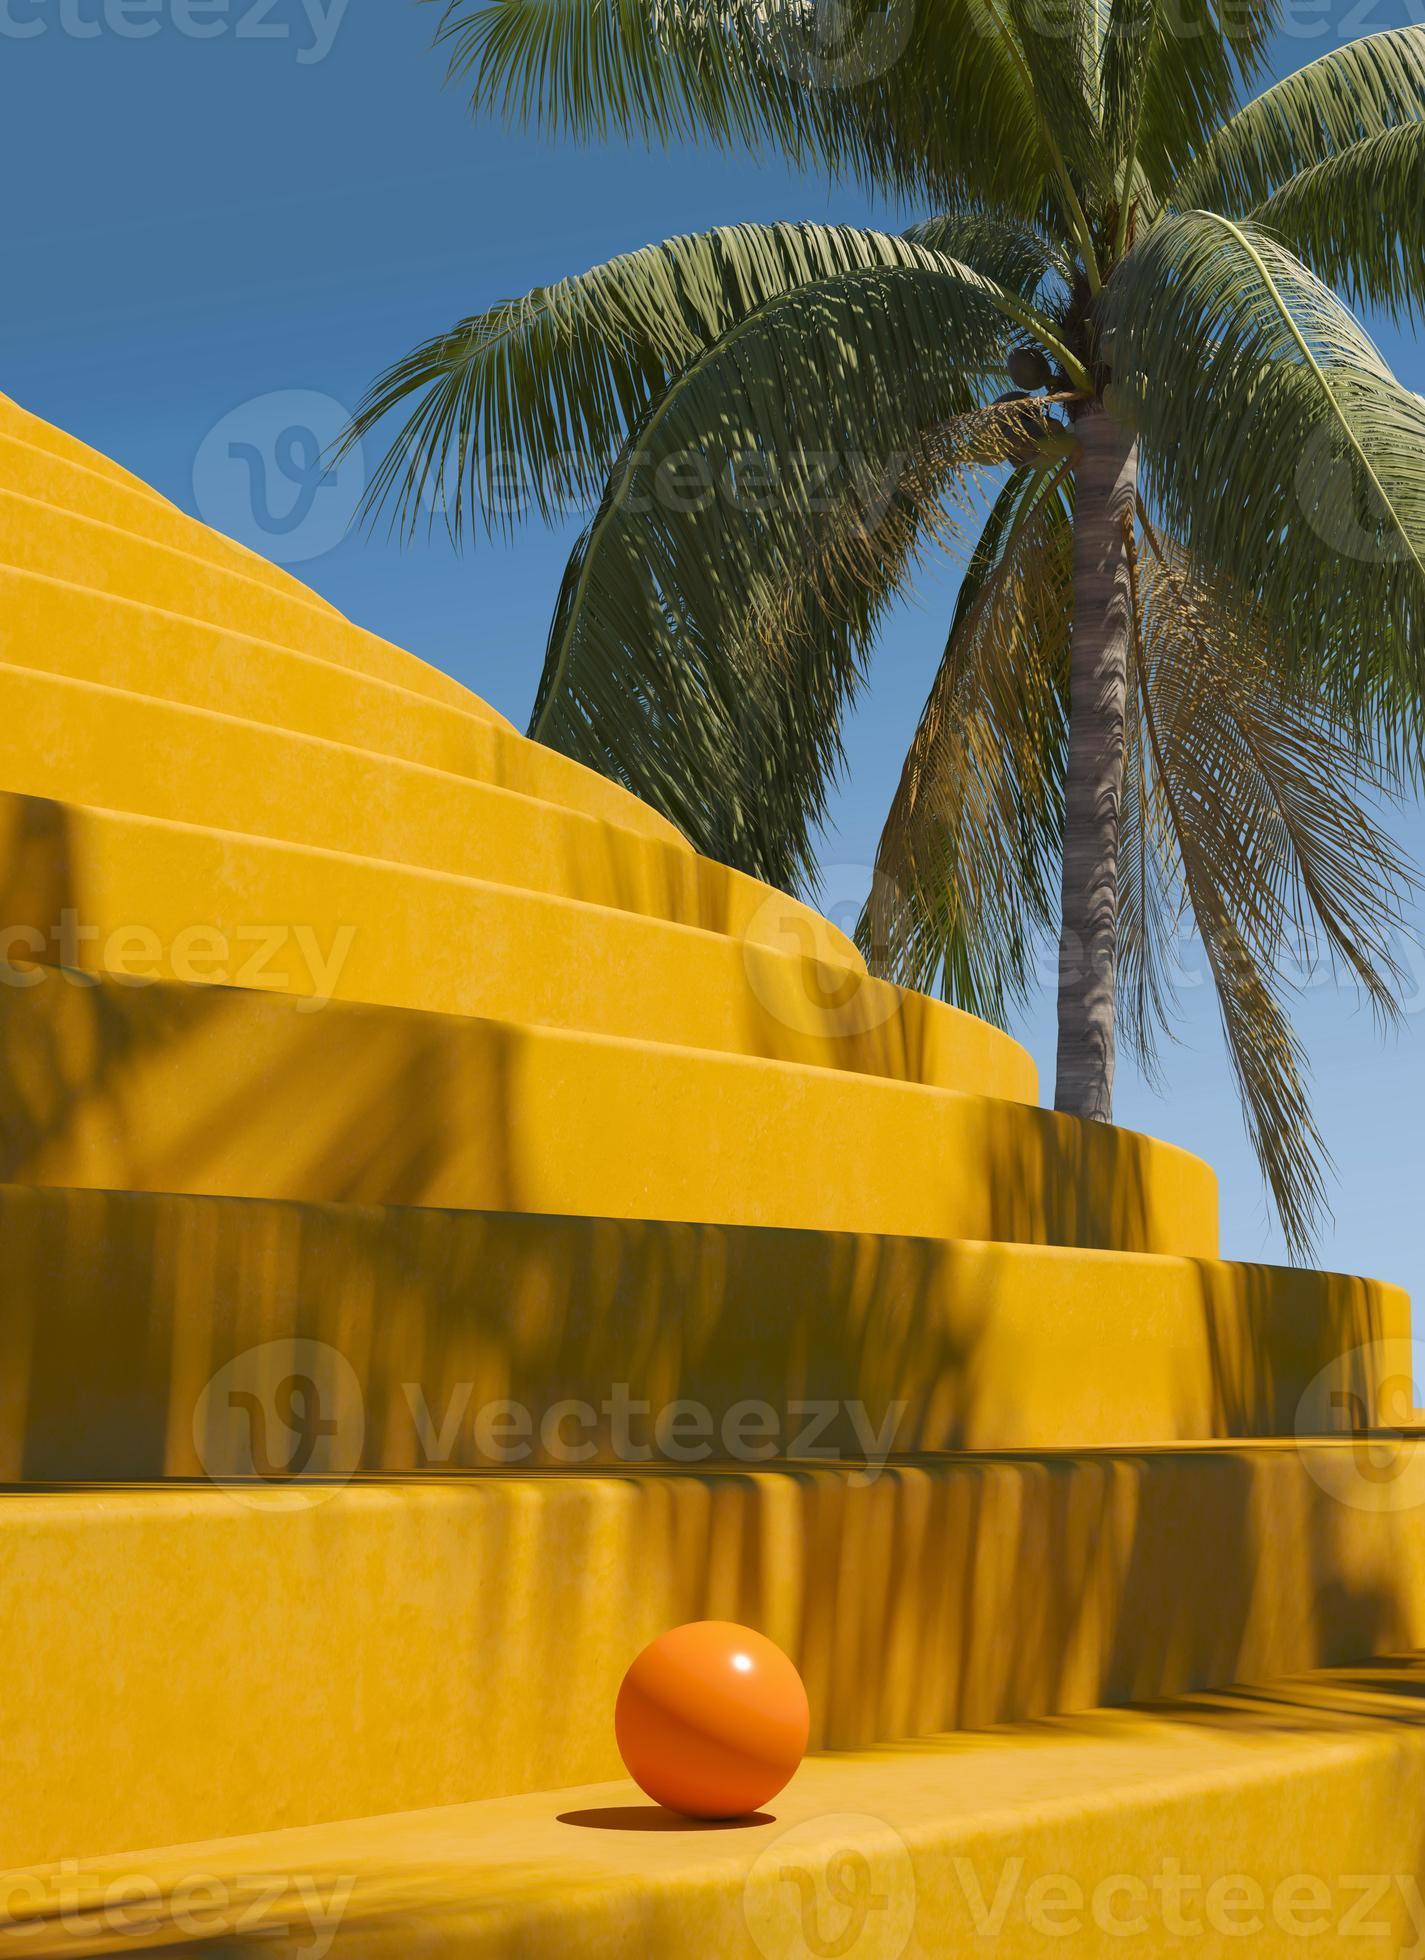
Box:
3, 0, 1423, 1307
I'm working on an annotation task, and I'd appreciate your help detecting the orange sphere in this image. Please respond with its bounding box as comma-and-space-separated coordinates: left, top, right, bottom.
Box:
615, 1621, 810, 1819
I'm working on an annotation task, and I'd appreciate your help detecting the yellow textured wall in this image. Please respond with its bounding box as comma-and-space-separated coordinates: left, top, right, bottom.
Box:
0, 389, 1417, 1905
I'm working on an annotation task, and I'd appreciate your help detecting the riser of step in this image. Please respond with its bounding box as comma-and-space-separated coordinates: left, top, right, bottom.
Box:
0, 486, 484, 716
0, 1187, 1403, 1483
4, 1465, 1424, 1869
0, 566, 696, 850
16, 1663, 1424, 1959
0, 660, 879, 984
0, 793, 1033, 1094
0, 970, 1218, 1254
0, 421, 353, 621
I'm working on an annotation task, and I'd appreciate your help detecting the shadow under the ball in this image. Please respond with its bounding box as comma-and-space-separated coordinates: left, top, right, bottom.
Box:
556, 1806, 775, 1832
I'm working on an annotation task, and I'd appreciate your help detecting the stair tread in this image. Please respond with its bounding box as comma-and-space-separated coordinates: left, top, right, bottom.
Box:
0, 392, 187, 513
0, 483, 483, 715
0, 425, 350, 618
0, 657, 867, 969
11, 1653, 1425, 1956
0, 793, 1042, 1099
0, 564, 693, 847
1, 1186, 1403, 1482
6, 1465, 1424, 1877
0, 964, 1213, 1254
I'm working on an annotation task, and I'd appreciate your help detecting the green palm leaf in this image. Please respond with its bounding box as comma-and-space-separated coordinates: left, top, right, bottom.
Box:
1170, 25, 1425, 213
528, 261, 1018, 887
342, 220, 1074, 542
1116, 637, 1183, 1090
1128, 521, 1415, 1251
1101, 213, 1425, 720
431, 0, 1052, 213
1253, 124, 1425, 322
860, 463, 1073, 1021
906, 212, 1068, 304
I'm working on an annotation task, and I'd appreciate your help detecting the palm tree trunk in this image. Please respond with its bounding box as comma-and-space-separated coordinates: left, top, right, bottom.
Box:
1054, 404, 1138, 1124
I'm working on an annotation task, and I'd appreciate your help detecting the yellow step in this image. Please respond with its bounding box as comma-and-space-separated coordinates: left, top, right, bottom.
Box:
0, 416, 354, 620
0, 391, 194, 515
11, 1663, 1425, 1956
0, 792, 1034, 1095
3, 1470, 1423, 1869
0, 565, 695, 848
0, 659, 868, 973
0, 483, 489, 717
0, 399, 685, 857
0, 966, 1216, 1253
0, 1186, 1402, 1482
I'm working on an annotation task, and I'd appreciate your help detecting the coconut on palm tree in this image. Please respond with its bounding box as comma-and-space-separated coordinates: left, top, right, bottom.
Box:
347, 0, 1425, 1251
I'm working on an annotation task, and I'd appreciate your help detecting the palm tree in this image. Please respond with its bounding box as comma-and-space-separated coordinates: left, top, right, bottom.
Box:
346, 0, 1425, 1252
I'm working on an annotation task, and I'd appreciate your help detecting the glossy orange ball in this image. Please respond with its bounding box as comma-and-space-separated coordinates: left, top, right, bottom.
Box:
615, 1621, 810, 1819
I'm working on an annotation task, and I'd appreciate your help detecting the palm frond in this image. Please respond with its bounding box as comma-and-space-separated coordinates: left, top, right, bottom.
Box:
906, 211, 1068, 305
859, 464, 1073, 1023
752, 394, 1075, 652
1101, 213, 1425, 728
342, 221, 1069, 542
1127, 518, 1416, 1252
1252, 123, 1425, 323
1169, 25, 1425, 213
1000, 0, 1115, 205
1116, 642, 1183, 1088
528, 258, 1017, 888
431, 0, 1052, 213
1100, 0, 1275, 206
1125, 524, 1326, 1253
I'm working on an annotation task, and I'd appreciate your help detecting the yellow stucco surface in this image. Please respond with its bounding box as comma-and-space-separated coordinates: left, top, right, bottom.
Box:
0, 392, 1419, 1944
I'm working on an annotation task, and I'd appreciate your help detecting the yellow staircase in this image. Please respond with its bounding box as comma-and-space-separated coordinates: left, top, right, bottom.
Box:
2, 390, 1424, 1956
